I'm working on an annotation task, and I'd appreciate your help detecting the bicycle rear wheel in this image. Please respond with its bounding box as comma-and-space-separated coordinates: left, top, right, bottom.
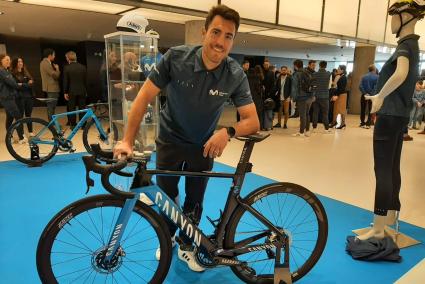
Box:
5, 117, 59, 165
82, 116, 117, 154
224, 183, 328, 283
36, 194, 172, 284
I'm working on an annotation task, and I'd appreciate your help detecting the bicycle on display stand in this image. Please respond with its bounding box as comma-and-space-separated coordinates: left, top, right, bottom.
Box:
36, 134, 328, 283
5, 101, 117, 166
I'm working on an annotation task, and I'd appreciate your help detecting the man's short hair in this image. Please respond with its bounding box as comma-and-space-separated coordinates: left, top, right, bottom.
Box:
281, 66, 288, 70
264, 58, 270, 63
66, 51, 77, 62
205, 5, 240, 32
43, 48, 55, 58
243, 59, 249, 65
293, 59, 303, 69
308, 60, 316, 65
368, 64, 376, 72
319, 61, 327, 68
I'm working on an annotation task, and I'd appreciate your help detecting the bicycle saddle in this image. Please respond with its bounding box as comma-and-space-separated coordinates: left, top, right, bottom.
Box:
236, 133, 270, 143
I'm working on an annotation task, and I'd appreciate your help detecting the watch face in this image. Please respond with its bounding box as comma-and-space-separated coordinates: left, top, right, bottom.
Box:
227, 127, 235, 137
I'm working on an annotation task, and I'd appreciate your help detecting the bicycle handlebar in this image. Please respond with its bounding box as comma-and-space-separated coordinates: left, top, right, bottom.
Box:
82, 144, 138, 199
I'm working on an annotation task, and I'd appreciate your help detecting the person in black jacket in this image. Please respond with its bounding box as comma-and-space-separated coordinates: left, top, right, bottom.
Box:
273, 66, 292, 128
0, 54, 24, 142
11, 57, 34, 135
330, 65, 348, 129
63, 51, 87, 127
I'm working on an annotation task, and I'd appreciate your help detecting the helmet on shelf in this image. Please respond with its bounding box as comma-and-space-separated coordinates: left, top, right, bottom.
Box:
117, 12, 149, 34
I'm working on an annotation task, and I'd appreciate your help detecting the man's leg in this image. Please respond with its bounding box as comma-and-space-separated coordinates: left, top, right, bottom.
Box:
46, 92, 59, 121
68, 95, 77, 127
180, 146, 213, 246
77, 95, 86, 123
305, 98, 314, 132
297, 100, 307, 134
155, 140, 183, 238
312, 100, 320, 129
283, 100, 290, 128
320, 98, 330, 130
275, 101, 283, 127
2, 99, 24, 139
360, 94, 366, 126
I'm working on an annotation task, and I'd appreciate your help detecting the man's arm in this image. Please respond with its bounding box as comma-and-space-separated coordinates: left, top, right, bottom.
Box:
114, 78, 161, 157
203, 103, 259, 158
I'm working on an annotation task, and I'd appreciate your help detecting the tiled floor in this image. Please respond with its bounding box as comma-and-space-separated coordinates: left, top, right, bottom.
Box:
1, 106, 424, 228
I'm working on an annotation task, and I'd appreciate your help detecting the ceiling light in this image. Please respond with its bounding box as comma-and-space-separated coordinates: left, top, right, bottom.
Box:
20, 0, 134, 14
0, 12, 4, 15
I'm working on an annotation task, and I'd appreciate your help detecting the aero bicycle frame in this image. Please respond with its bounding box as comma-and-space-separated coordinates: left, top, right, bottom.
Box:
93, 137, 288, 268
33, 108, 108, 146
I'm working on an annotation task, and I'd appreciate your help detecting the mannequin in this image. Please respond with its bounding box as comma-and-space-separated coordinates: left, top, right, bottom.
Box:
358, 0, 424, 241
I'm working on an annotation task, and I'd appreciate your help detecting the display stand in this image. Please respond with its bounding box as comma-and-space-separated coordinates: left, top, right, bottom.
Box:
104, 31, 160, 155
353, 213, 421, 249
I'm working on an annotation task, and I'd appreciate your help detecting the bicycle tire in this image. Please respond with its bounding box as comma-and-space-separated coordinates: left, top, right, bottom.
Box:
224, 182, 328, 283
36, 194, 172, 284
5, 117, 59, 165
82, 116, 118, 154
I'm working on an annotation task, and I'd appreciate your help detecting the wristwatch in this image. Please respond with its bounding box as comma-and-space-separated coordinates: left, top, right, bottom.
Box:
226, 126, 236, 138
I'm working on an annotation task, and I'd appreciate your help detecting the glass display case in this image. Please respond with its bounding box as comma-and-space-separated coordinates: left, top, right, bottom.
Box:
104, 31, 160, 154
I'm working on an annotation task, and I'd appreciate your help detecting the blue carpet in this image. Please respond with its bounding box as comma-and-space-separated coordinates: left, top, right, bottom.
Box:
0, 153, 424, 283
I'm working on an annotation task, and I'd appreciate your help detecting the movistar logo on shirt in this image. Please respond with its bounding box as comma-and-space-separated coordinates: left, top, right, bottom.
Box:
209, 89, 228, 97
144, 63, 157, 72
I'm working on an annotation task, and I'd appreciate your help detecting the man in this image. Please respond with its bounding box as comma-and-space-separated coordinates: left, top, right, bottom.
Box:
312, 61, 332, 133
63, 51, 87, 128
236, 60, 250, 122
114, 5, 259, 272
359, 64, 379, 128
307, 60, 316, 74
262, 58, 276, 101
40, 48, 60, 121
291, 59, 315, 137
273, 66, 292, 128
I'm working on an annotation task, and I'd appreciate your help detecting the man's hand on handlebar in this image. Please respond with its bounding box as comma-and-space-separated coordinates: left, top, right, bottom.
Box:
113, 140, 133, 159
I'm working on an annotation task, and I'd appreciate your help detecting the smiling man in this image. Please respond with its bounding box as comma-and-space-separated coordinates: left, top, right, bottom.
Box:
114, 5, 259, 272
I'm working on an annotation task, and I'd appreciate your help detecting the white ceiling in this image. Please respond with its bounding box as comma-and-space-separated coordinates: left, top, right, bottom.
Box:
0, 0, 398, 62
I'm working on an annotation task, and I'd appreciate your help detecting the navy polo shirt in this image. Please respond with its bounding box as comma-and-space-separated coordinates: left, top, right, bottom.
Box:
148, 45, 253, 145
376, 34, 420, 118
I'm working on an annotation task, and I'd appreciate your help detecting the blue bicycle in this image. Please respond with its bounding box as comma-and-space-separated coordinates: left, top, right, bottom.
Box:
5, 103, 117, 165
36, 135, 328, 283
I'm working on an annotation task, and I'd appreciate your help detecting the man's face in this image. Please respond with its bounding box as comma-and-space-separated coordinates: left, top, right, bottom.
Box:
309, 62, 316, 70
48, 53, 55, 62
280, 67, 287, 76
242, 62, 249, 71
202, 15, 236, 66
263, 61, 270, 70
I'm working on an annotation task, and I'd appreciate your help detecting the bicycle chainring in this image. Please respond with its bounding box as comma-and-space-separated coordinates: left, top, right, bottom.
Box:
195, 247, 217, 268
58, 139, 73, 152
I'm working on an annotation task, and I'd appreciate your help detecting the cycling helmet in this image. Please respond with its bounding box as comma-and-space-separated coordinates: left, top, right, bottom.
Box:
388, 0, 425, 36
117, 12, 149, 34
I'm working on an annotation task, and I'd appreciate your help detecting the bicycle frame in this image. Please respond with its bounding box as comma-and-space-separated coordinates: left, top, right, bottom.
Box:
103, 139, 287, 266
32, 108, 108, 146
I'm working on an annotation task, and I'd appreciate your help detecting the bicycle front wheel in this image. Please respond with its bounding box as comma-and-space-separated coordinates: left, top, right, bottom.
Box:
82, 116, 117, 154
36, 194, 172, 284
224, 183, 328, 283
5, 117, 59, 165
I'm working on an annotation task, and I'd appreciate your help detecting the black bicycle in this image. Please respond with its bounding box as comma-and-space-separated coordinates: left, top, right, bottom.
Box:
36, 134, 328, 283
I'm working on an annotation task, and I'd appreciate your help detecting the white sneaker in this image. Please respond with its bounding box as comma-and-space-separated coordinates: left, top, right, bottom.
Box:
311, 128, 316, 133
155, 235, 176, 260
292, 132, 305, 137
29, 132, 35, 137
139, 193, 154, 206
304, 131, 311, 137
18, 138, 28, 144
178, 246, 206, 272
